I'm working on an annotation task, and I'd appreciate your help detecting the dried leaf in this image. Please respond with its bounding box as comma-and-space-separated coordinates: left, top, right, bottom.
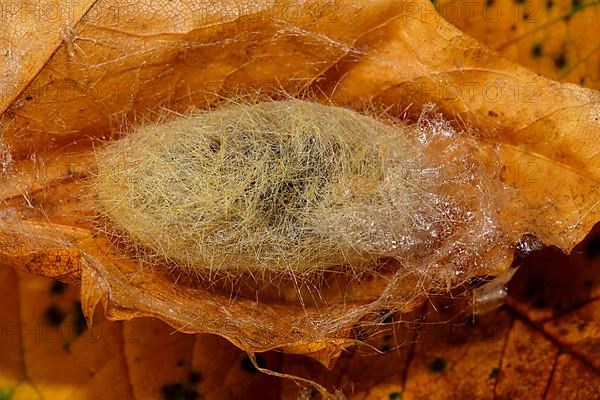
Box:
0, 268, 280, 400
277, 230, 600, 397
436, 0, 600, 89
0, 0, 599, 366
0, 233, 599, 399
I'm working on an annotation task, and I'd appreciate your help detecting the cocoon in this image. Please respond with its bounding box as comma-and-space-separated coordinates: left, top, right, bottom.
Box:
93, 100, 505, 280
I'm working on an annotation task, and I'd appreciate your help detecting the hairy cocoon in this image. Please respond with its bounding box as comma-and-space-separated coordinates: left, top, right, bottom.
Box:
93, 100, 507, 280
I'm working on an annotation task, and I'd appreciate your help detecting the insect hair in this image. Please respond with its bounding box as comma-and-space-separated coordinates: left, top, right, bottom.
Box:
90, 94, 511, 299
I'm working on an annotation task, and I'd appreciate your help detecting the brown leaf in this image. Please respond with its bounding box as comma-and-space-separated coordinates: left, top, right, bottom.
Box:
0, 268, 281, 400
0, 0, 599, 366
292, 225, 600, 398
1, 244, 600, 399
436, 0, 600, 89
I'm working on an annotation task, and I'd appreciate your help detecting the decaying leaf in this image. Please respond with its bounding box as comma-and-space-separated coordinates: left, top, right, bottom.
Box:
436, 0, 600, 89
0, 0, 599, 367
1, 243, 599, 399
0, 268, 282, 400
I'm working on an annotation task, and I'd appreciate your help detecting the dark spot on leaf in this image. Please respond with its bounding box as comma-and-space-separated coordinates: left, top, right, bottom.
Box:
161, 383, 199, 400
531, 43, 543, 58
533, 297, 548, 308
525, 281, 540, 297
554, 53, 567, 69
572, 0, 583, 11
42, 305, 66, 326
50, 280, 67, 295
523, 12, 530, 20
383, 334, 393, 341
389, 392, 402, 400
489, 367, 500, 379
553, 302, 564, 313
176, 359, 185, 367
380, 344, 391, 353
510, 24, 517, 31
486, 0, 494, 6
240, 354, 266, 374
72, 301, 87, 336
25, 96, 33, 101
514, 0, 525, 3
427, 357, 447, 373
546, 0, 554, 9
584, 235, 600, 260
189, 370, 203, 384
488, 110, 499, 117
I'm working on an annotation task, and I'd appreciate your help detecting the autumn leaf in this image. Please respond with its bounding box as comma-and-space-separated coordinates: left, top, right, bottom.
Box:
0, 268, 282, 400
0, 0, 599, 367
275, 227, 600, 398
436, 0, 600, 89
1, 234, 599, 400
